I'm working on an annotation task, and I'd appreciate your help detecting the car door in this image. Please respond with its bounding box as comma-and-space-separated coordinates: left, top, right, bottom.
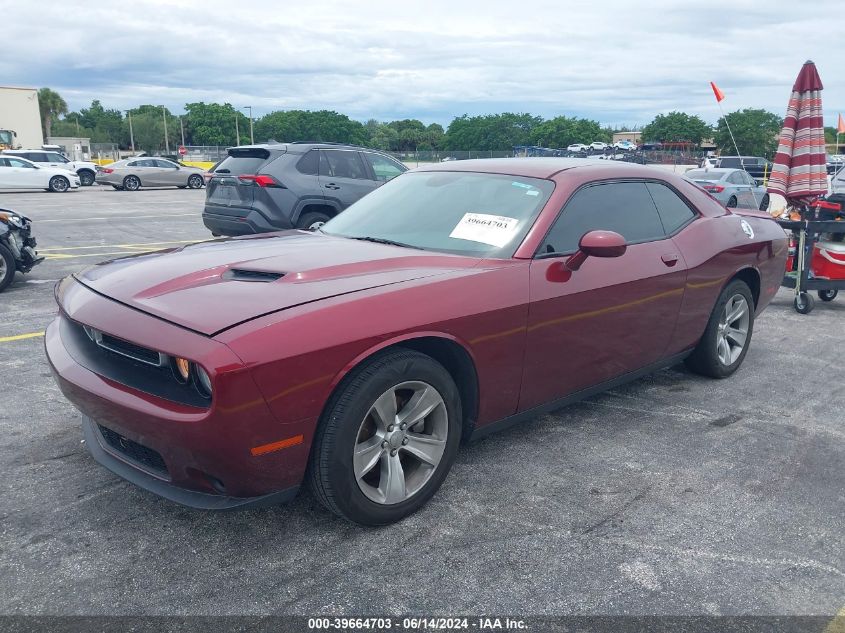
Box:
3, 157, 45, 188
132, 159, 160, 186
153, 159, 182, 186
520, 180, 688, 410
361, 152, 407, 184
318, 149, 378, 209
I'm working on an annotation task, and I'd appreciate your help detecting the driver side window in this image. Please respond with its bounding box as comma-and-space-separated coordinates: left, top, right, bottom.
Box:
539, 181, 665, 255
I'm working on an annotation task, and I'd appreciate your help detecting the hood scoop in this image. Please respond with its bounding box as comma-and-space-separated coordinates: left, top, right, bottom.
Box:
223, 269, 285, 282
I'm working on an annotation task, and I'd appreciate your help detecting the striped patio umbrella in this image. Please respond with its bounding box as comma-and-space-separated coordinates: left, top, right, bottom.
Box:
767, 60, 828, 206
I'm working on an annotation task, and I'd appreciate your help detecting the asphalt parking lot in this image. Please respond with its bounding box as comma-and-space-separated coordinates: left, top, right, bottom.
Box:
0, 186, 843, 618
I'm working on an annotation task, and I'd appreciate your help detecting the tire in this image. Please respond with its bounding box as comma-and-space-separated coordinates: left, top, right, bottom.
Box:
187, 174, 203, 189
111, 185, 123, 190
296, 211, 331, 230
309, 348, 462, 526
818, 289, 837, 302
726, 196, 738, 208
122, 175, 140, 191
78, 170, 95, 186
759, 194, 770, 211
48, 175, 70, 193
795, 292, 815, 314
685, 279, 755, 378
0, 243, 15, 292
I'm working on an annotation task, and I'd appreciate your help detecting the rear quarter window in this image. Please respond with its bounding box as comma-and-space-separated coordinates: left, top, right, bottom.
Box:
645, 182, 697, 234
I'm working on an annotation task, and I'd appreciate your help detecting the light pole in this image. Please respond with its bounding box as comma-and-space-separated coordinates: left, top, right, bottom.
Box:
243, 106, 254, 145
126, 110, 135, 153
179, 116, 185, 147
161, 106, 170, 154
235, 115, 240, 146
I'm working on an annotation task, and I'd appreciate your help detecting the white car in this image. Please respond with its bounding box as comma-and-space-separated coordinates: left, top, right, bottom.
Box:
566, 143, 588, 153
613, 141, 637, 152
589, 142, 609, 151
2, 149, 98, 186
0, 155, 80, 192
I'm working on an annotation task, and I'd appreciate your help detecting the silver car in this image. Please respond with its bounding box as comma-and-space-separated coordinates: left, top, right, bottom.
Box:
96, 158, 206, 191
684, 167, 769, 210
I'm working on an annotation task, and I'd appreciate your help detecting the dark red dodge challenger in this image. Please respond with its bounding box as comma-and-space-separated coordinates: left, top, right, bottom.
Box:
46, 159, 787, 525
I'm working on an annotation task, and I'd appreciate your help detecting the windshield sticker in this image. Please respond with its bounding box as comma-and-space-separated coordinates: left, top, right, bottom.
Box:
511, 181, 533, 189
449, 213, 520, 247
526, 190, 540, 196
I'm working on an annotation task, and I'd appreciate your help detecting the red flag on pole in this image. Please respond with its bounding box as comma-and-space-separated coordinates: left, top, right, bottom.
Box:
710, 81, 725, 102
838, 113, 845, 134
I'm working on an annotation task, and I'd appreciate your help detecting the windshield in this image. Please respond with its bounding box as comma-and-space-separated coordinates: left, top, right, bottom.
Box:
0, 131, 11, 144
322, 171, 555, 257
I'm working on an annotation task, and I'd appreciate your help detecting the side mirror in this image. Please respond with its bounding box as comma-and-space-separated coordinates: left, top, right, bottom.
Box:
565, 230, 626, 271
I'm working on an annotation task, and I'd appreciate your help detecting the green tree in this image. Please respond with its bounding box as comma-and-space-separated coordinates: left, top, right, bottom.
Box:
127, 106, 183, 153
77, 100, 125, 144
424, 123, 445, 150
715, 109, 783, 158
184, 102, 247, 146
641, 111, 712, 145
38, 87, 68, 138
254, 110, 367, 145
444, 113, 542, 151
531, 116, 607, 148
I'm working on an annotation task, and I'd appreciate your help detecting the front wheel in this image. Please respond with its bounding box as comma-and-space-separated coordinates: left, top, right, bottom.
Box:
309, 349, 462, 525
685, 279, 755, 378
48, 176, 70, 193
0, 243, 15, 292
187, 174, 203, 189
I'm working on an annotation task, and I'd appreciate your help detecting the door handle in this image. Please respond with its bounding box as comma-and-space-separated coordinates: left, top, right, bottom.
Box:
661, 253, 679, 267
324, 183, 340, 190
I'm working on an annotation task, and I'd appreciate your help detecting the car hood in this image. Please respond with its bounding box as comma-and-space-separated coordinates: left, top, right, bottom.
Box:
73, 231, 481, 336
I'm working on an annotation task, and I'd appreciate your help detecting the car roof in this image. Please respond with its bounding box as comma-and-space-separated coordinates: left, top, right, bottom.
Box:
1, 154, 36, 164
231, 142, 373, 153
414, 157, 665, 179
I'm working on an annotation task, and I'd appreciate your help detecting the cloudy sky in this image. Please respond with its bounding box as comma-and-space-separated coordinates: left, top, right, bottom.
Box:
2, 0, 843, 128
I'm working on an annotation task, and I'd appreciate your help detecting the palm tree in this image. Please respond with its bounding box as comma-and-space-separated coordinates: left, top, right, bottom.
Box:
38, 88, 68, 139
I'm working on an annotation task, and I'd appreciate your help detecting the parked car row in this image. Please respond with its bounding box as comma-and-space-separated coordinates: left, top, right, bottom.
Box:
565, 141, 637, 153
0, 154, 81, 192
1, 149, 98, 186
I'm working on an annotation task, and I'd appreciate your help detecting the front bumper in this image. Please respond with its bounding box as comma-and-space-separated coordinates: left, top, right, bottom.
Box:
81, 415, 297, 510
44, 279, 312, 508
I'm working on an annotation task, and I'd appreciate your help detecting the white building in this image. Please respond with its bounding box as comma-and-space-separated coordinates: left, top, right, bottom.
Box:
0, 86, 43, 149
47, 136, 92, 161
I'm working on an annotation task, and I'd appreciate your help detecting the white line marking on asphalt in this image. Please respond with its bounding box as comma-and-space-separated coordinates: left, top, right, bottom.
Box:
37, 213, 201, 223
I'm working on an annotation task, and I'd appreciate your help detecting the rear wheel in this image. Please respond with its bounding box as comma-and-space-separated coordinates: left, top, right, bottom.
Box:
0, 243, 15, 292
818, 289, 837, 302
187, 174, 203, 189
685, 280, 754, 378
78, 170, 95, 186
48, 176, 70, 193
296, 211, 331, 230
123, 175, 140, 191
726, 195, 738, 208
759, 194, 770, 211
309, 349, 461, 525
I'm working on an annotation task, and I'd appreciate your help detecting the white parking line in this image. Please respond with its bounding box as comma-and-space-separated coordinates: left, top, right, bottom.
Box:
37, 212, 201, 223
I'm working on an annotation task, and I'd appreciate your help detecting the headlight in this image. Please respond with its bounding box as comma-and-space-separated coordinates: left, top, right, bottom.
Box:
195, 365, 213, 397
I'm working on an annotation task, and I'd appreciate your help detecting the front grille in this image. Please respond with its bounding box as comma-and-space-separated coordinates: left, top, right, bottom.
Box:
98, 424, 168, 477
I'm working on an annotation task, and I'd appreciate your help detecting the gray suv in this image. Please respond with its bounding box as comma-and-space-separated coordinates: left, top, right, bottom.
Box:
203, 142, 407, 235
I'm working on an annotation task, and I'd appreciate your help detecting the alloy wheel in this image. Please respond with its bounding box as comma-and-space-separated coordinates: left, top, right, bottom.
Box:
51, 177, 68, 192
353, 380, 448, 505
0, 255, 7, 284
716, 294, 750, 365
